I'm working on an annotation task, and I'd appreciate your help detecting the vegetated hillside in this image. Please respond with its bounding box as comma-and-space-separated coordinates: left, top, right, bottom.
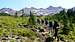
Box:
0, 16, 37, 39
0, 9, 75, 42
0, 13, 11, 16
49, 9, 75, 41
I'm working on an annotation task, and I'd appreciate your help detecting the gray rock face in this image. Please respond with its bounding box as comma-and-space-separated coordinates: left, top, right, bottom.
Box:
0, 8, 16, 15
20, 7, 37, 16
0, 6, 64, 16
20, 6, 63, 16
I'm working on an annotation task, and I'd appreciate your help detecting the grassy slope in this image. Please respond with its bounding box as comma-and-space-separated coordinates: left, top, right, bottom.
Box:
0, 15, 75, 41
0, 16, 37, 39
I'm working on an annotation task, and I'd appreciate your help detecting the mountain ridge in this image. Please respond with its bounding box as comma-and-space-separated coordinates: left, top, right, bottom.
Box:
0, 6, 74, 16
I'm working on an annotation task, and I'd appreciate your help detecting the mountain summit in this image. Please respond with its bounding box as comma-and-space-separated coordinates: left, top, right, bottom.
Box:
0, 8, 16, 15
21, 6, 63, 16
0, 6, 64, 16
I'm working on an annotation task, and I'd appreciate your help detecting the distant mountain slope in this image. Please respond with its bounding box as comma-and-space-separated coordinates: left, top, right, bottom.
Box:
0, 8, 16, 15
20, 6, 64, 16
20, 7, 37, 16
47, 6, 63, 13
0, 6, 64, 16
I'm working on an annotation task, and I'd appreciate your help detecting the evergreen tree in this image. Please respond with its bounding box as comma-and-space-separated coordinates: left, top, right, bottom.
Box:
41, 19, 44, 24
29, 11, 36, 25
49, 21, 53, 27
61, 9, 73, 35
37, 19, 40, 24
15, 11, 18, 17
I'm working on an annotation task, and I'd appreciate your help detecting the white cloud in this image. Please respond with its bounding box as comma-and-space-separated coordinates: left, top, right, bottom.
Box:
25, 0, 75, 9
54, 0, 75, 8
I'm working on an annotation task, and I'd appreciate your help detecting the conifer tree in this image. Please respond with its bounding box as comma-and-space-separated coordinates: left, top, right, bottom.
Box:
29, 11, 36, 25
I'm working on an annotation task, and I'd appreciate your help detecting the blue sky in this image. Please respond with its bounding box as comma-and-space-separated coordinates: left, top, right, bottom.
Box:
25, 0, 75, 9
0, 0, 25, 10
0, 0, 75, 10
